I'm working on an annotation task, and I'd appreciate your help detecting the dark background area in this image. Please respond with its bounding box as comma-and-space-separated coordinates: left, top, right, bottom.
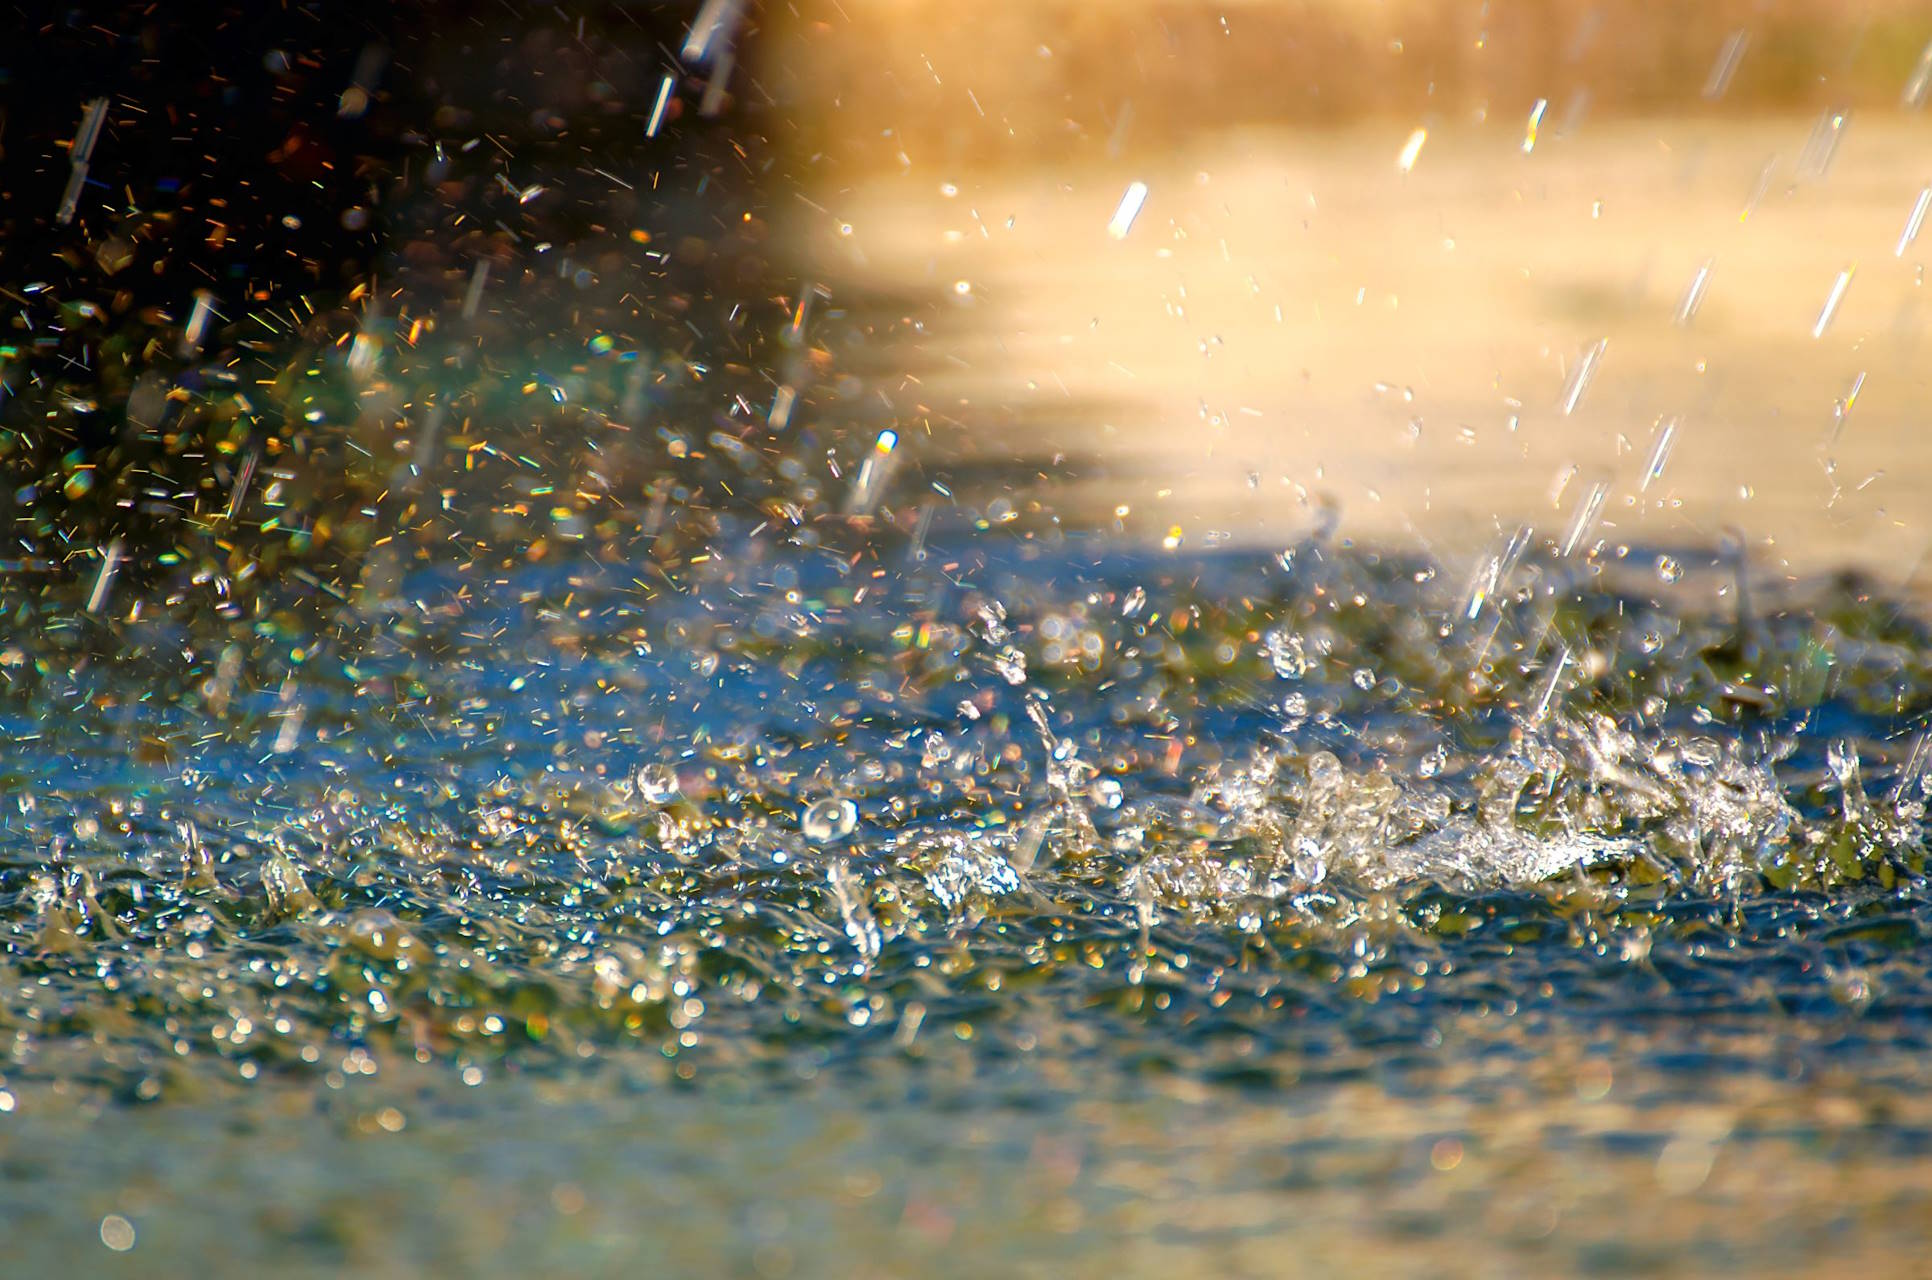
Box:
0, 2, 834, 594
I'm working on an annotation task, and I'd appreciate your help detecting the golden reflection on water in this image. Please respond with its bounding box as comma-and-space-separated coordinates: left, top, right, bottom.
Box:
773, 3, 1932, 581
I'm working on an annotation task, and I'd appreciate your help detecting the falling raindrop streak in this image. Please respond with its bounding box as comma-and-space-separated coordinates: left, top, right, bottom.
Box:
1812, 267, 1855, 339
1560, 339, 1608, 416
1897, 187, 1932, 258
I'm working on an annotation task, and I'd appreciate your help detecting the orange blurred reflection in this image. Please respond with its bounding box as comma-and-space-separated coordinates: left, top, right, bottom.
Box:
770, 2, 1932, 581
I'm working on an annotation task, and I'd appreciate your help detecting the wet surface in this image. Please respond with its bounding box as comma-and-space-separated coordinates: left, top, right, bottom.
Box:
6, 528, 1932, 1273
10, 3, 1932, 1275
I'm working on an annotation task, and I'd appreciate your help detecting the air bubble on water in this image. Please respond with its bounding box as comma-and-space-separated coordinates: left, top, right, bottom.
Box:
802, 798, 858, 844
1091, 778, 1124, 810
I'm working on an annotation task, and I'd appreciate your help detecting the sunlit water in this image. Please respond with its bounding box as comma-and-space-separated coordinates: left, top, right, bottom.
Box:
789, 116, 1932, 579
12, 5, 1932, 1275
7, 516, 1932, 1273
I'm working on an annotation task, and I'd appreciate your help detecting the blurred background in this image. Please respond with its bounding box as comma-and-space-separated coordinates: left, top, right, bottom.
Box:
767, 0, 1932, 581
11, 1, 1932, 594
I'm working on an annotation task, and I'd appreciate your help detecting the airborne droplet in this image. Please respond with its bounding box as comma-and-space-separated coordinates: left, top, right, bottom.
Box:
635, 764, 681, 804
802, 797, 858, 843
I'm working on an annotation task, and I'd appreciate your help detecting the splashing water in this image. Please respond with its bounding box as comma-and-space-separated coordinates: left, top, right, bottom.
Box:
9, 529, 1925, 1109
9, 5, 1932, 1273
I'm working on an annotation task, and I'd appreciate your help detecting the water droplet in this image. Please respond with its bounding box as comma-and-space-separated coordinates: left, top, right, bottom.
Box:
100, 1216, 135, 1252
994, 647, 1028, 685
1263, 629, 1309, 679
635, 764, 681, 804
1292, 836, 1328, 886
802, 798, 858, 843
